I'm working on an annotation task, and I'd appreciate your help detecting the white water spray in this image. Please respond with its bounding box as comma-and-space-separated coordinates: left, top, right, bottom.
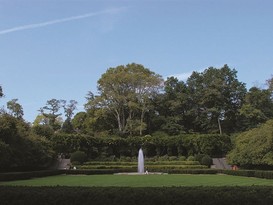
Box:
138, 148, 144, 174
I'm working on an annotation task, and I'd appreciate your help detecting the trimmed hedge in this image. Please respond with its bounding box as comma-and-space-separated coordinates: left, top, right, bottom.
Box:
82, 160, 200, 166
255, 171, 273, 179
221, 170, 256, 177
65, 168, 136, 175
1, 186, 273, 205
64, 169, 217, 175
167, 169, 219, 174
146, 165, 207, 172
78, 164, 206, 171
78, 160, 205, 171
0, 170, 64, 181
222, 170, 273, 180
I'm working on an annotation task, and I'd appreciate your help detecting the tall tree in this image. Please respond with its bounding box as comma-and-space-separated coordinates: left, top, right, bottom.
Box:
239, 86, 273, 130
61, 100, 78, 133
63, 100, 78, 119
82, 92, 116, 135
39, 99, 64, 131
93, 63, 163, 136
186, 65, 246, 133
7, 99, 24, 119
157, 77, 189, 135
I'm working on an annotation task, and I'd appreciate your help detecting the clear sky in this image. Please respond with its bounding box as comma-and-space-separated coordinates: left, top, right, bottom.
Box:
0, 0, 272, 123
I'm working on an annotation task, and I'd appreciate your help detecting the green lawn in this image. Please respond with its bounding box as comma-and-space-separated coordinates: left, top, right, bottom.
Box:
2, 174, 273, 187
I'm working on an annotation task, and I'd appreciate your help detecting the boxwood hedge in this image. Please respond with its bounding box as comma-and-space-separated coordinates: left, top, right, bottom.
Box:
1, 186, 273, 205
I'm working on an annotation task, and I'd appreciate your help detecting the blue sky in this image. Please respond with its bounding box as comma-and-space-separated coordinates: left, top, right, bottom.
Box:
0, 0, 272, 123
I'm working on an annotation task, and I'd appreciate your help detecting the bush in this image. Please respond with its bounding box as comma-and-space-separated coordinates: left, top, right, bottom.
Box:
187, 156, 195, 161
179, 156, 186, 161
201, 155, 213, 167
194, 154, 205, 163
158, 155, 169, 161
70, 151, 87, 164
169, 156, 178, 161
228, 120, 273, 167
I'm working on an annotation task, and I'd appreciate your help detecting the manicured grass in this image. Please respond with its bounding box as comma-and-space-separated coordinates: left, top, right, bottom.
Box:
2, 174, 273, 187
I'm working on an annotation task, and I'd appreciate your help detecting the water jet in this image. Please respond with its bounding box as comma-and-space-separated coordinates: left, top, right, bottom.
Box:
138, 148, 144, 174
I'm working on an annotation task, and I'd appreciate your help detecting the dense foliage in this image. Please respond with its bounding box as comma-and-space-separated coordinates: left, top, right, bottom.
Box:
0, 114, 55, 171
51, 133, 231, 159
72, 64, 273, 136
228, 119, 273, 168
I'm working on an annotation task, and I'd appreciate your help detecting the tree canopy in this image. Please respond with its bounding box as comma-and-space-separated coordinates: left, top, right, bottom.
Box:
7, 99, 24, 119
89, 63, 164, 136
1, 63, 272, 170
186, 65, 246, 133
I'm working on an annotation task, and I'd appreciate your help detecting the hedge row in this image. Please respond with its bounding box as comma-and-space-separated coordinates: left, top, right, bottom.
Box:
65, 169, 136, 175
0, 170, 64, 181
222, 170, 273, 179
52, 133, 231, 159
83, 160, 200, 166
1, 186, 273, 205
79, 165, 136, 170
145, 165, 207, 171
64, 169, 216, 175
78, 164, 207, 170
167, 169, 219, 174
221, 170, 256, 177
254, 171, 273, 179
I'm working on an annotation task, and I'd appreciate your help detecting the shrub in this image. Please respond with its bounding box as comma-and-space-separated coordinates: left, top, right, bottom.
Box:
187, 156, 195, 161
169, 156, 178, 161
158, 155, 169, 161
70, 151, 87, 164
194, 154, 205, 163
179, 156, 186, 161
201, 155, 213, 167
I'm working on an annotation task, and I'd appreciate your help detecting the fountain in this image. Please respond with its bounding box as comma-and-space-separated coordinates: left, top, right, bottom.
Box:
114, 148, 165, 175
138, 148, 144, 174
